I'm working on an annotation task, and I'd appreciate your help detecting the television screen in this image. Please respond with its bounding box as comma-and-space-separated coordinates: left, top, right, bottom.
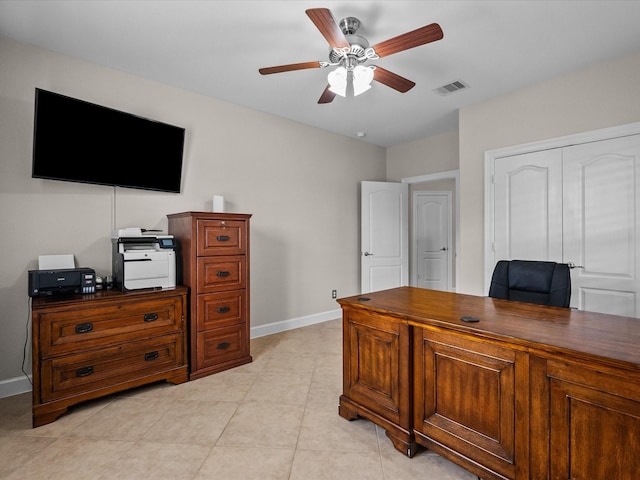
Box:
32, 88, 185, 193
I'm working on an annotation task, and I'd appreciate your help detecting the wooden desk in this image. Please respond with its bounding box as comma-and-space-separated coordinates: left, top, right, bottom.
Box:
338, 287, 640, 480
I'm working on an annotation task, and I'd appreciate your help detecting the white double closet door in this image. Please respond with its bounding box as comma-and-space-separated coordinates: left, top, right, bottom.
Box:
492, 133, 640, 317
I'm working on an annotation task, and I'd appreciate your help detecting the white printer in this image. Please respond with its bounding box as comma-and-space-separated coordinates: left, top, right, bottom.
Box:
111, 228, 177, 291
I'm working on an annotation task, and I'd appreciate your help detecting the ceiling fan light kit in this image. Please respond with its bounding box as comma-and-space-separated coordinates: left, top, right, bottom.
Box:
259, 8, 443, 104
328, 65, 374, 97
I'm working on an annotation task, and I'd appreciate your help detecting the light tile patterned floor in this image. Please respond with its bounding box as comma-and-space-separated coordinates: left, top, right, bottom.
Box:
0, 319, 477, 479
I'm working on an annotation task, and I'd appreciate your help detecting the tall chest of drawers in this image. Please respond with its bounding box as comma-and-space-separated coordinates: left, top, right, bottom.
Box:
31, 287, 189, 427
167, 211, 252, 380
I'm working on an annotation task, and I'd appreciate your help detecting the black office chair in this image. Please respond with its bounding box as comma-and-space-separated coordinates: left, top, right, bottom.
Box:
488, 259, 571, 308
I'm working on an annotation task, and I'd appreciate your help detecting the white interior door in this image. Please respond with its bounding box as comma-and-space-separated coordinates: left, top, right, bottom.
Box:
413, 191, 451, 291
493, 149, 563, 263
563, 135, 640, 316
361, 181, 408, 294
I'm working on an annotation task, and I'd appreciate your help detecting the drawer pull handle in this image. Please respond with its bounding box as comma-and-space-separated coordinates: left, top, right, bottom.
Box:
217, 342, 230, 350
216, 306, 230, 314
144, 351, 159, 361
216, 235, 230, 242
76, 366, 94, 377
75, 322, 94, 334
216, 271, 230, 278
144, 313, 159, 322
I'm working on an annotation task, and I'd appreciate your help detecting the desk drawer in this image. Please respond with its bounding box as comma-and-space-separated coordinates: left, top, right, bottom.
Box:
197, 256, 246, 293
197, 290, 246, 331
196, 324, 249, 370
197, 219, 246, 256
40, 334, 184, 402
38, 296, 183, 357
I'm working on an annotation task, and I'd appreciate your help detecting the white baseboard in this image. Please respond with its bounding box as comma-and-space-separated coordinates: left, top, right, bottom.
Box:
250, 308, 342, 339
0, 310, 342, 399
0, 375, 32, 399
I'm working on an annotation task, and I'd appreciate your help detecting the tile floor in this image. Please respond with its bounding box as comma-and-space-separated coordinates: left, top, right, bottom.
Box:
0, 319, 477, 480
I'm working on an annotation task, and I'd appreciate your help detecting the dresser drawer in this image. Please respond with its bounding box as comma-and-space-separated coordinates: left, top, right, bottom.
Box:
197, 290, 246, 331
197, 256, 246, 293
196, 324, 249, 370
197, 219, 247, 256
37, 296, 184, 357
40, 334, 184, 402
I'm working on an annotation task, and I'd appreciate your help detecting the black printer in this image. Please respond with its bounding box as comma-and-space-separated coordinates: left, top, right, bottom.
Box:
28, 268, 96, 297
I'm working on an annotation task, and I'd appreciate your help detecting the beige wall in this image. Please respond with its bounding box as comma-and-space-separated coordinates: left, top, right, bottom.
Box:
386, 130, 459, 181
458, 52, 640, 295
0, 37, 386, 382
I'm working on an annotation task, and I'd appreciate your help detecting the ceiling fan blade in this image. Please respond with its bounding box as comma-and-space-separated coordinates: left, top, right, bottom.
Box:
318, 85, 336, 104
306, 8, 350, 49
373, 67, 416, 93
259, 61, 321, 75
372, 23, 443, 58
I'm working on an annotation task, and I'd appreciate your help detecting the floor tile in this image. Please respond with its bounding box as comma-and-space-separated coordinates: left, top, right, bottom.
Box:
66, 397, 172, 441
244, 372, 312, 405
290, 450, 384, 480
98, 441, 211, 480
195, 446, 294, 480
183, 370, 257, 402
0, 435, 57, 478
381, 450, 479, 480
2, 437, 133, 480
297, 408, 379, 453
143, 399, 238, 445
217, 401, 304, 449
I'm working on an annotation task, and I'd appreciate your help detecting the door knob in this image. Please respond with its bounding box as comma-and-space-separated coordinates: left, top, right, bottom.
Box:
440, 247, 447, 251
363, 252, 374, 256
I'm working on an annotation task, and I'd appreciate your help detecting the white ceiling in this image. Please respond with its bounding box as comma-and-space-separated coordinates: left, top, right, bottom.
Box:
1, 1, 640, 147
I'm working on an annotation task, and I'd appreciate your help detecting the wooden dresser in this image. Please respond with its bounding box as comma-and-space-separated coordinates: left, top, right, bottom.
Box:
167, 211, 252, 380
31, 286, 188, 427
338, 287, 640, 480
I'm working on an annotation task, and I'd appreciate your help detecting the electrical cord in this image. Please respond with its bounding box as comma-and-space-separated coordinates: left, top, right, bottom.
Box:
22, 297, 33, 386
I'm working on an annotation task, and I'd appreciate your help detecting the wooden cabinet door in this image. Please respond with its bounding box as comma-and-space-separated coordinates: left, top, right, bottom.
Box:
342, 308, 410, 426
413, 327, 528, 480
546, 360, 640, 480
340, 306, 414, 457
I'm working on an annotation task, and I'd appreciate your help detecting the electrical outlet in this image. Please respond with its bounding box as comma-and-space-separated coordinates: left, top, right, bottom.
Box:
331, 289, 337, 299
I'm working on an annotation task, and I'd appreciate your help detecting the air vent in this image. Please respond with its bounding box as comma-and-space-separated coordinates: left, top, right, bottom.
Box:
434, 80, 469, 96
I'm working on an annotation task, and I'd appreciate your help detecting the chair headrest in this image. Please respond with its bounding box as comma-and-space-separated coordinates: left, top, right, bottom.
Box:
508, 260, 557, 293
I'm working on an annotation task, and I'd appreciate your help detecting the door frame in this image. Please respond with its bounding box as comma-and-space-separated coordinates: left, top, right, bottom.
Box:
484, 122, 640, 293
402, 170, 460, 292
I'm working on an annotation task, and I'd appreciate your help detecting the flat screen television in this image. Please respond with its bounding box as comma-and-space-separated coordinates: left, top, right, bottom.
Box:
32, 88, 186, 193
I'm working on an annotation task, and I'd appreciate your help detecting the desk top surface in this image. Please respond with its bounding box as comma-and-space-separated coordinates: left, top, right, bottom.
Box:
338, 287, 640, 369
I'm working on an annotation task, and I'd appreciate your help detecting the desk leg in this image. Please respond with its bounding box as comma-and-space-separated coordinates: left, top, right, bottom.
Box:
339, 394, 419, 457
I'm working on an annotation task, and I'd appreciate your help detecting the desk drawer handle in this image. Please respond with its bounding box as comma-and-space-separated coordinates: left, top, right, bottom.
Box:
216, 235, 230, 242
216, 271, 230, 278
216, 306, 230, 314
76, 366, 94, 377
144, 351, 159, 361
75, 322, 94, 334
217, 342, 230, 350
144, 313, 159, 322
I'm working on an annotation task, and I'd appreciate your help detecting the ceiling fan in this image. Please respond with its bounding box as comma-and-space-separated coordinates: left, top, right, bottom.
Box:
259, 8, 443, 104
